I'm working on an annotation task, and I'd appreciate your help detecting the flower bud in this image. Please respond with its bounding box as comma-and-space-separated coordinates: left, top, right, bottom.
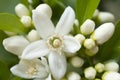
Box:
97, 12, 115, 23
102, 72, 120, 80
105, 61, 119, 72
21, 16, 32, 27
70, 56, 84, 68
95, 63, 105, 73
85, 45, 99, 56
3, 36, 29, 56
35, 4, 52, 18
84, 67, 96, 80
67, 72, 81, 80
74, 19, 79, 27
27, 29, 41, 42
4, 31, 17, 36
93, 9, 99, 19
84, 38, 96, 49
80, 19, 95, 35
74, 34, 85, 44
91, 23, 115, 45
15, 3, 30, 18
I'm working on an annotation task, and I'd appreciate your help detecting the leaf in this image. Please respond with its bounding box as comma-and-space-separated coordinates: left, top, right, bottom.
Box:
0, 13, 26, 34
0, 30, 19, 66
0, 60, 11, 80
95, 21, 120, 61
76, 0, 100, 26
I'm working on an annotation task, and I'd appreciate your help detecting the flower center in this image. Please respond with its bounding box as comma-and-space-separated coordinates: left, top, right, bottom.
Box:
47, 35, 63, 50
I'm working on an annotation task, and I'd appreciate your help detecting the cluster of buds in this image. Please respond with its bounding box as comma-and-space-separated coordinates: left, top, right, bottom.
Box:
75, 19, 115, 56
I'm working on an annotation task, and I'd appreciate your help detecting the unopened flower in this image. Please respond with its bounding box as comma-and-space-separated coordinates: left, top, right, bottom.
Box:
70, 56, 84, 68
91, 23, 115, 45
84, 67, 96, 80
74, 19, 79, 27
74, 34, 85, 44
80, 19, 95, 35
93, 9, 99, 19
11, 57, 50, 79
105, 61, 119, 72
3, 36, 29, 56
102, 72, 120, 80
21, 4, 80, 80
27, 29, 41, 42
15, 3, 30, 18
67, 72, 81, 80
21, 16, 32, 27
97, 12, 115, 23
85, 45, 99, 56
84, 38, 96, 49
95, 63, 105, 73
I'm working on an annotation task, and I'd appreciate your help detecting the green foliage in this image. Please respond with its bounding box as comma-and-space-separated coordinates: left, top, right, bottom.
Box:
95, 21, 120, 61
0, 13, 26, 34
76, 0, 100, 26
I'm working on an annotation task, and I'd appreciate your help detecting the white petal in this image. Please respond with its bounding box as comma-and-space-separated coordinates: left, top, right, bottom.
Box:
3, 36, 29, 56
48, 51, 67, 80
32, 10, 55, 39
63, 36, 81, 53
35, 4, 52, 18
55, 6, 75, 35
11, 59, 49, 79
21, 40, 49, 59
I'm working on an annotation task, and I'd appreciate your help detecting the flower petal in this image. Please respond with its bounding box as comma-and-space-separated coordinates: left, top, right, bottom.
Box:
3, 36, 29, 56
63, 36, 81, 53
11, 59, 49, 79
32, 10, 55, 39
48, 51, 67, 80
21, 40, 49, 59
55, 6, 75, 35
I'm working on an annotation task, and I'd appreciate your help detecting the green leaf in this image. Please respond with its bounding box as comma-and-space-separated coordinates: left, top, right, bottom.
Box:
76, 0, 100, 26
95, 21, 120, 61
0, 30, 19, 66
0, 13, 26, 34
0, 60, 11, 80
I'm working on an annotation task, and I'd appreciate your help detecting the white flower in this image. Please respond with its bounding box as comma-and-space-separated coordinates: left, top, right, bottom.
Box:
21, 16, 32, 27
11, 57, 50, 79
84, 38, 96, 49
67, 72, 81, 80
80, 19, 95, 35
91, 23, 115, 45
97, 12, 115, 23
102, 72, 120, 80
3, 36, 29, 56
21, 4, 80, 80
74, 34, 85, 44
15, 3, 30, 18
84, 67, 96, 79
105, 61, 119, 72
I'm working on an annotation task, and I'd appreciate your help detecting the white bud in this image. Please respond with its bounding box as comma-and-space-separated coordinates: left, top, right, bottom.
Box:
35, 4, 52, 18
80, 19, 95, 35
93, 9, 99, 19
95, 63, 105, 73
97, 12, 115, 23
102, 72, 120, 80
21, 16, 32, 27
74, 34, 85, 44
3, 36, 29, 56
85, 45, 99, 56
67, 72, 81, 80
91, 23, 115, 45
70, 56, 84, 68
27, 29, 41, 42
84, 67, 96, 80
84, 38, 96, 49
4, 31, 17, 36
28, 0, 33, 4
105, 61, 119, 72
74, 19, 79, 27
15, 3, 30, 18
